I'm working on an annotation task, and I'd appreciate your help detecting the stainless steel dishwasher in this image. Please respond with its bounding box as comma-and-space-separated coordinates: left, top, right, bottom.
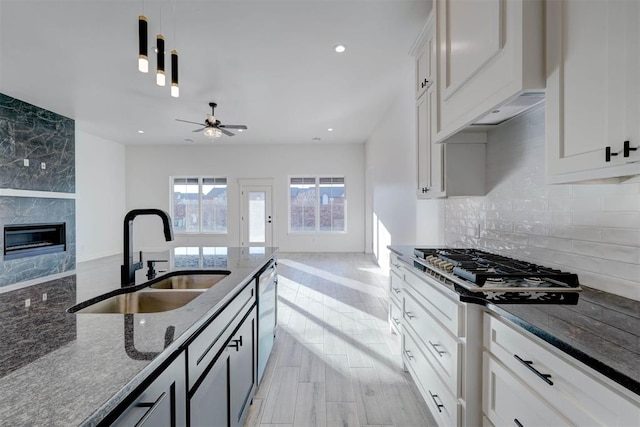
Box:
257, 259, 277, 383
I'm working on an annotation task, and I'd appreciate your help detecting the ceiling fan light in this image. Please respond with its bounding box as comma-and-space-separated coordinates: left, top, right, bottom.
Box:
156, 34, 165, 86
170, 50, 179, 97
204, 127, 222, 138
138, 16, 148, 73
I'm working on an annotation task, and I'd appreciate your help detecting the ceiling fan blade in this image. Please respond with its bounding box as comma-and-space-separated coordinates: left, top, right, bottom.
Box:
220, 128, 235, 137
219, 124, 247, 130
176, 119, 205, 126
192, 128, 205, 132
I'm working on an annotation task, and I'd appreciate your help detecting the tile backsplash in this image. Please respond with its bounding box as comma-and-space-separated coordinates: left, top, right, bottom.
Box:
445, 106, 640, 301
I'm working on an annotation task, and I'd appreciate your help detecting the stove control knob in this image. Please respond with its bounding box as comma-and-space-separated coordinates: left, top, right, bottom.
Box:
443, 263, 454, 272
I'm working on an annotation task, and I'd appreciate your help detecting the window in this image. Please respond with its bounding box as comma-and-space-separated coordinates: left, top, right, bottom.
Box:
289, 177, 346, 232
172, 177, 227, 233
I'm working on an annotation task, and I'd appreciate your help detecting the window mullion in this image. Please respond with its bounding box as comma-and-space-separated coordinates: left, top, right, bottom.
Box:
199, 177, 203, 233
315, 177, 320, 232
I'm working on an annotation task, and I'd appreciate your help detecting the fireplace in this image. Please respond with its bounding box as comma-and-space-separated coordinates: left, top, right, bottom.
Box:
4, 223, 66, 260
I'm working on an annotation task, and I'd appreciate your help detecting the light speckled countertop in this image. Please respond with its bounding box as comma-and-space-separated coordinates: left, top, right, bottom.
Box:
0, 246, 277, 426
389, 245, 640, 395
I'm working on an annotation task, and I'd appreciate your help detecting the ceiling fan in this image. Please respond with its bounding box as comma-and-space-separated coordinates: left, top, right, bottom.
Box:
176, 102, 247, 138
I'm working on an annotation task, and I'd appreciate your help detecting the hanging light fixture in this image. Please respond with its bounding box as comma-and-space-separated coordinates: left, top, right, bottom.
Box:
171, 50, 179, 97
204, 127, 222, 138
138, 15, 148, 72
156, 34, 166, 86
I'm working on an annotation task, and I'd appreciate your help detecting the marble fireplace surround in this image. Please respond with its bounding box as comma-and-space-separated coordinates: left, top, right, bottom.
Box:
0, 93, 76, 288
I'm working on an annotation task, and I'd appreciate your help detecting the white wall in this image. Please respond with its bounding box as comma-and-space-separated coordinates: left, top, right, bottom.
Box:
445, 106, 640, 301
125, 143, 365, 253
75, 129, 126, 262
365, 67, 445, 268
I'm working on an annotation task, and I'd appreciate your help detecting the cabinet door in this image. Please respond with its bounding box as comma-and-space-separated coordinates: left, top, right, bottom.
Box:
415, 25, 435, 99
483, 352, 570, 427
416, 93, 431, 197
189, 351, 230, 427
114, 352, 187, 427
230, 307, 257, 427
546, 0, 640, 182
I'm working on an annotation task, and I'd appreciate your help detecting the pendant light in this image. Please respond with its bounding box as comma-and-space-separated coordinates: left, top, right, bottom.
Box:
138, 15, 148, 72
156, 34, 166, 86
171, 50, 179, 97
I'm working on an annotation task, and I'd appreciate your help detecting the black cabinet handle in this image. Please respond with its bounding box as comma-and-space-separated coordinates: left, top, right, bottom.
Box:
228, 336, 243, 351
514, 419, 524, 427
404, 311, 415, 319
404, 349, 414, 360
429, 340, 446, 357
421, 187, 429, 194
392, 287, 401, 294
514, 354, 553, 385
428, 390, 445, 413
605, 146, 618, 162
392, 317, 400, 325
623, 140, 638, 157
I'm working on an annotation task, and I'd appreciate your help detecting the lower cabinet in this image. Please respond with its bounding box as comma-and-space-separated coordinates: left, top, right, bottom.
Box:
483, 313, 640, 426
189, 306, 257, 427
112, 352, 187, 427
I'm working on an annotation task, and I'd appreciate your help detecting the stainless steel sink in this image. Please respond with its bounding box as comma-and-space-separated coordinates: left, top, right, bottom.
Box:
73, 290, 204, 314
148, 272, 230, 290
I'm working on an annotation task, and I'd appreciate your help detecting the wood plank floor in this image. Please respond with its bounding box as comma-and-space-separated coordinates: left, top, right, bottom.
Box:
244, 253, 436, 427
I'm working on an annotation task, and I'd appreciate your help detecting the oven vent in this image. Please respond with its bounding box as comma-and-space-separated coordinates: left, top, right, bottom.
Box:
3, 223, 66, 260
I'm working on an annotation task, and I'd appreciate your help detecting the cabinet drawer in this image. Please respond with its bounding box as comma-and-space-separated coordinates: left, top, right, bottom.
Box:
389, 297, 402, 332
404, 330, 459, 427
404, 288, 461, 396
389, 270, 403, 307
188, 283, 255, 390
404, 267, 463, 336
389, 253, 403, 276
483, 352, 570, 427
485, 313, 640, 426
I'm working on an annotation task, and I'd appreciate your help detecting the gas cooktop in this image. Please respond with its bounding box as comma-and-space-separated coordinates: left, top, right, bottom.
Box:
412, 248, 581, 304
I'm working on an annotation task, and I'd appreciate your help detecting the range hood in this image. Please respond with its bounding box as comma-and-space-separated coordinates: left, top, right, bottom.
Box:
470, 92, 545, 126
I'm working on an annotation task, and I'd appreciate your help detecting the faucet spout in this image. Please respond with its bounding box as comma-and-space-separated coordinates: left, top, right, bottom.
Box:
121, 209, 174, 287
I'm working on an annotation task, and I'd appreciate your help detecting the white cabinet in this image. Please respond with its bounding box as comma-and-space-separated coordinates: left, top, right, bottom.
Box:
412, 16, 435, 99
388, 253, 404, 336
434, 0, 544, 142
413, 17, 486, 199
546, 0, 640, 183
484, 313, 640, 426
113, 352, 187, 427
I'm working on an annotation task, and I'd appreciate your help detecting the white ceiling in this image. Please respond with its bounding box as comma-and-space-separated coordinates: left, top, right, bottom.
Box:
0, 0, 431, 145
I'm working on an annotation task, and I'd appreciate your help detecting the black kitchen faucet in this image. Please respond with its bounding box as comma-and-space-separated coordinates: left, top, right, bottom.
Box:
121, 209, 174, 287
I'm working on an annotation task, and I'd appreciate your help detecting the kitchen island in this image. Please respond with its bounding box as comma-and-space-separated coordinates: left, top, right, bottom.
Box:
0, 246, 277, 426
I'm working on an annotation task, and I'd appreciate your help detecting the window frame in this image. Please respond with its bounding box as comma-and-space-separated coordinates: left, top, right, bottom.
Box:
288, 175, 347, 234
170, 176, 228, 235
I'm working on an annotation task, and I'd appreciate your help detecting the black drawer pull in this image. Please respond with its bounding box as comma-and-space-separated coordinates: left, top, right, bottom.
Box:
605, 146, 619, 162
404, 350, 414, 360
429, 340, 446, 357
514, 354, 553, 386
228, 336, 243, 351
428, 390, 445, 413
623, 140, 638, 157
392, 317, 401, 325
392, 287, 401, 294
514, 419, 524, 427
135, 391, 167, 427
404, 311, 415, 319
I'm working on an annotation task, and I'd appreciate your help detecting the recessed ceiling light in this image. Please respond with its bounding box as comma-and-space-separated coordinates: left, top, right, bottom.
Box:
238, 129, 243, 132
312, 137, 321, 141
137, 130, 144, 134
328, 128, 334, 132
334, 45, 346, 53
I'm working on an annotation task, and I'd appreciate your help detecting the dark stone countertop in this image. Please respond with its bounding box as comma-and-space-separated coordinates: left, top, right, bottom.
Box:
388, 245, 640, 396
0, 246, 278, 426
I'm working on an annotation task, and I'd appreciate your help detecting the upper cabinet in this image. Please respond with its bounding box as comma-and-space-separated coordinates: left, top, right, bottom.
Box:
414, 20, 435, 99
434, 0, 545, 142
546, 0, 640, 183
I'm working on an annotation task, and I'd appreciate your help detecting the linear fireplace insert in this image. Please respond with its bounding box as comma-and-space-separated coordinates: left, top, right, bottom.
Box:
3, 223, 66, 260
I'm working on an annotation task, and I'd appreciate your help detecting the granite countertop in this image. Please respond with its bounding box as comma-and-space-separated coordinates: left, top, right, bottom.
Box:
0, 246, 278, 426
388, 245, 640, 396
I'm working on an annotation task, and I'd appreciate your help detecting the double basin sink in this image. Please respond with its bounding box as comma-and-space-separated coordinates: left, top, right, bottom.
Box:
68, 271, 231, 314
